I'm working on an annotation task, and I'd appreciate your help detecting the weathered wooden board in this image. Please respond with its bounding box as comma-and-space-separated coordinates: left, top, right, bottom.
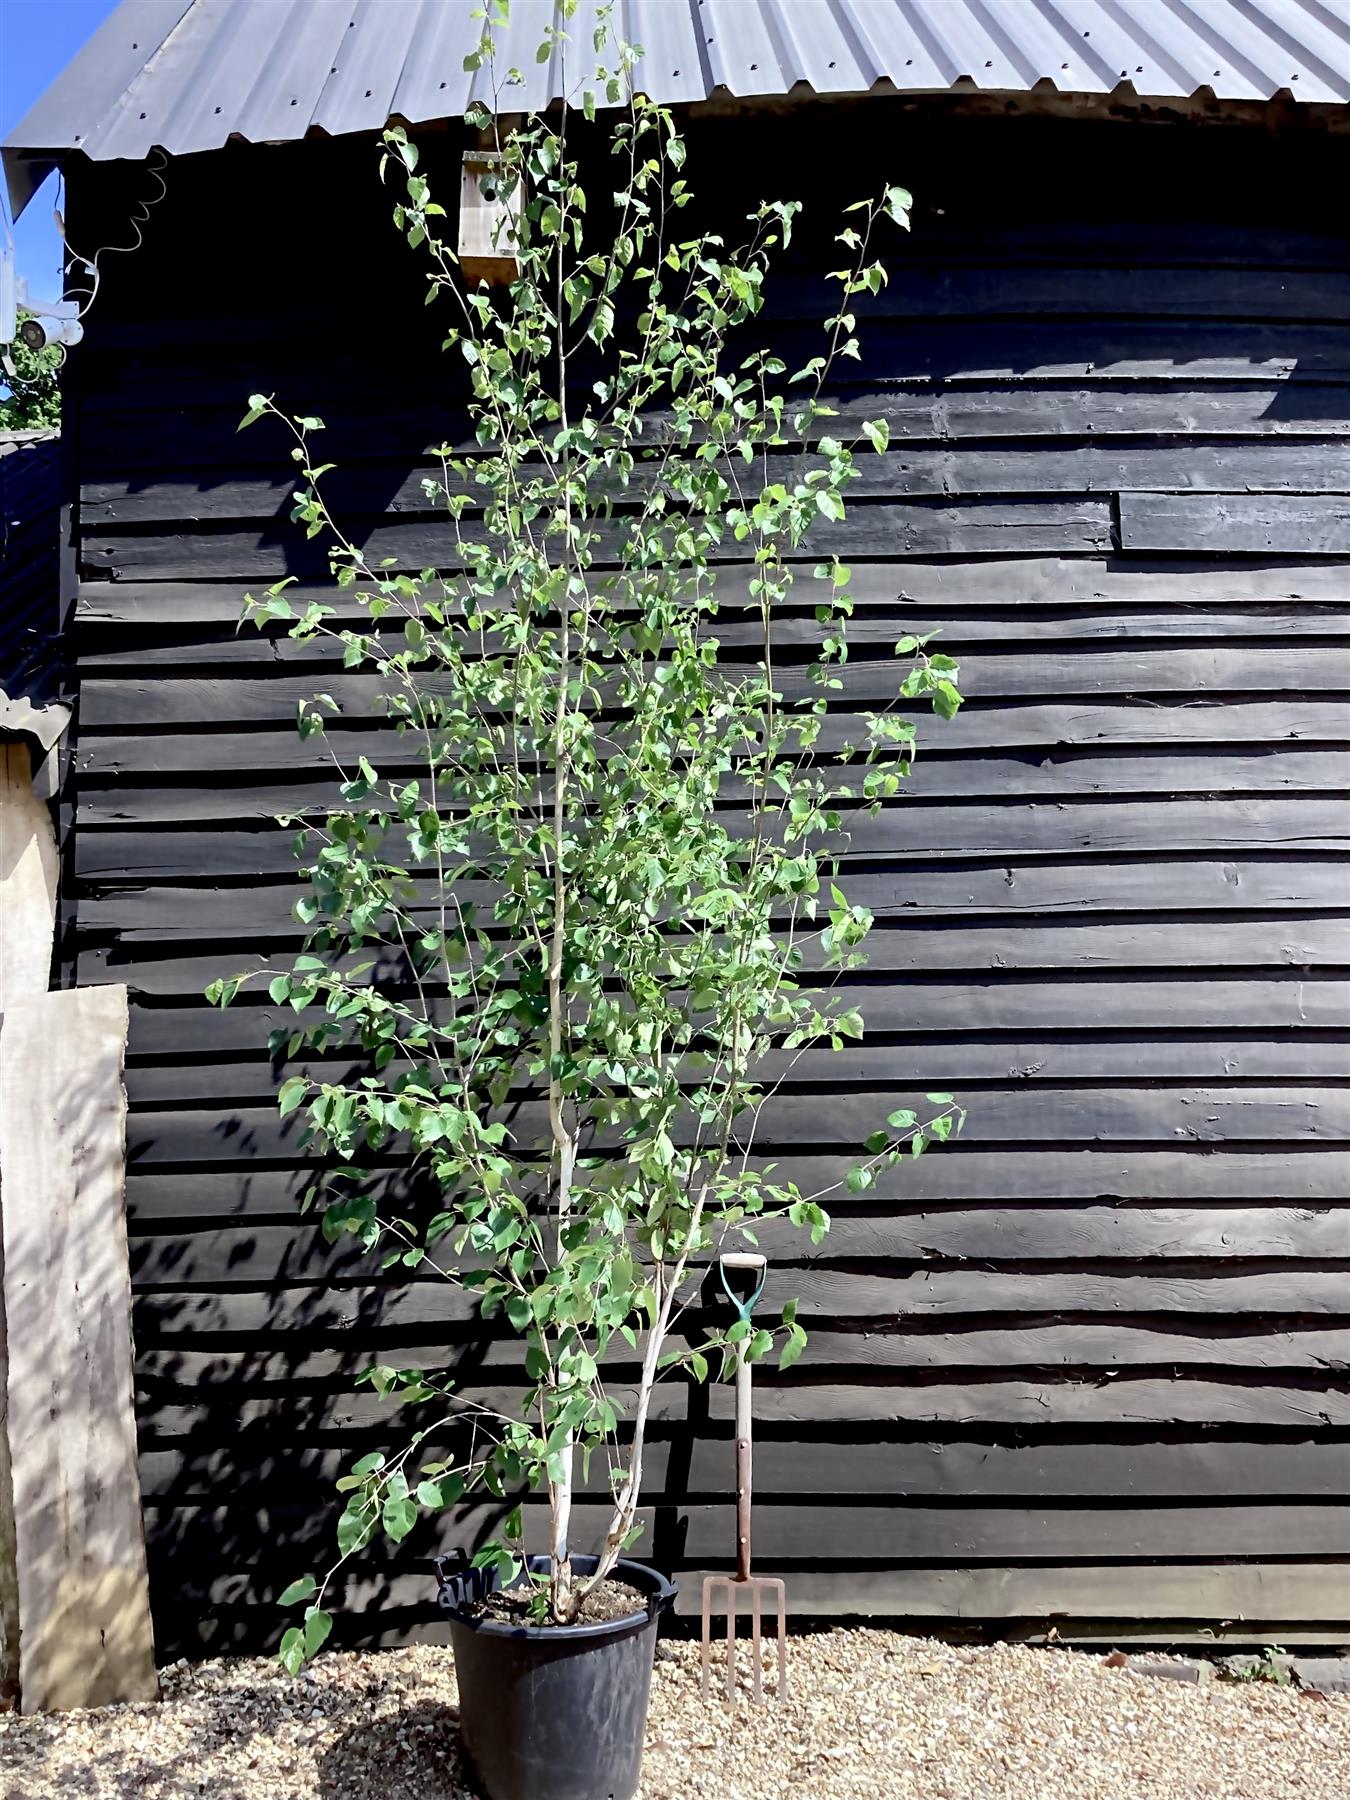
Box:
80, 498, 1118, 579
74, 321, 1350, 399
135, 1436, 1350, 1503
84, 264, 1350, 339
74, 646, 1350, 728
73, 560, 1350, 628
70, 614, 1350, 677
129, 1269, 1350, 1336
120, 978, 1350, 1060
121, 1150, 1350, 1223
78, 441, 1350, 523
120, 1036, 1350, 1105
120, 1087, 1350, 1166
69, 708, 1350, 784
72, 753, 1350, 825
0, 744, 64, 1701
1121, 494, 1350, 555
663, 1563, 1350, 1623
70, 804, 1350, 881
132, 1322, 1350, 1382
78, 919, 1350, 993
138, 1376, 1350, 1433
141, 1501, 1350, 1585
123, 1548, 1350, 1627
84, 856, 1350, 938
0, 987, 157, 1712
73, 388, 1350, 476
124, 1205, 1350, 1291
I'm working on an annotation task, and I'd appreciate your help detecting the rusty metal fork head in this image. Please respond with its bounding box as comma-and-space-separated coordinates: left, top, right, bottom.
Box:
700, 1573, 787, 1703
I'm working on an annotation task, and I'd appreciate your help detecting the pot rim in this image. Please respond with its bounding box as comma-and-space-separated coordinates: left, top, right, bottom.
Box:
438, 1552, 677, 1643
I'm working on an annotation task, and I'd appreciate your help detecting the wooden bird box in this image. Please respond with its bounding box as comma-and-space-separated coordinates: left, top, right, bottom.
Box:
459, 151, 519, 286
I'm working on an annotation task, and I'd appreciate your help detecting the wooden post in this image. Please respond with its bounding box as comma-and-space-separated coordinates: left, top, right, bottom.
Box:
0, 738, 61, 1704
0, 984, 157, 1711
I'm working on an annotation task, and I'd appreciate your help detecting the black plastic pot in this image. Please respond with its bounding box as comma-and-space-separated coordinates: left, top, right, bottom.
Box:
435, 1551, 677, 1800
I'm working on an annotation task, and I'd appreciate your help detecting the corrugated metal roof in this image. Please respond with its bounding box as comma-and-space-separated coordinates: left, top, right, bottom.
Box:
6, 0, 1348, 212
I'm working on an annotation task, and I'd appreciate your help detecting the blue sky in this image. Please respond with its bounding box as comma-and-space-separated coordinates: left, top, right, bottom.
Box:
2, 0, 122, 298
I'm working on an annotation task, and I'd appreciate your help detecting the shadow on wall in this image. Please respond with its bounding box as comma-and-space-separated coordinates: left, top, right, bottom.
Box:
125, 1094, 704, 1660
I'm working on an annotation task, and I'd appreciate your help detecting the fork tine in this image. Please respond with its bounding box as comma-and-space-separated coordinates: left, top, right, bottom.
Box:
700, 1576, 713, 1698
751, 1582, 762, 1702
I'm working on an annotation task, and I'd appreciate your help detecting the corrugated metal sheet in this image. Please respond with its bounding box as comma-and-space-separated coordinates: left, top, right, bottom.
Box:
5, 0, 1349, 211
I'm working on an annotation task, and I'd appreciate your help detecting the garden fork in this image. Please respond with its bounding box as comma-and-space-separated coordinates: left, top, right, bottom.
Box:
700, 1252, 787, 1703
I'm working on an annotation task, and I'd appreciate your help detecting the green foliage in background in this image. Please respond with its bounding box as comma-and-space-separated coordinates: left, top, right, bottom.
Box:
0, 313, 62, 430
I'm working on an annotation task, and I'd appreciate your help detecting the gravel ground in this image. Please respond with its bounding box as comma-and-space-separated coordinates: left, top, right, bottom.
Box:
0, 1631, 1344, 1800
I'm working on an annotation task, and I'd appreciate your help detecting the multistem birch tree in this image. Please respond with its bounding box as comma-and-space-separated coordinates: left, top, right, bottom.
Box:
210, 7, 964, 1658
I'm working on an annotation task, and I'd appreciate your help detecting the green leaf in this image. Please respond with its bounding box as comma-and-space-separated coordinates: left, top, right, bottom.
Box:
884, 186, 912, 227
278, 1575, 317, 1606
277, 1077, 308, 1119
302, 1607, 332, 1658
862, 418, 889, 454
337, 1505, 373, 1557
278, 1626, 306, 1676
382, 1494, 419, 1543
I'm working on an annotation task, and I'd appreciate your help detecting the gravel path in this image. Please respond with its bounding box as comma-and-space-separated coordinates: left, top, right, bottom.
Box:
1, 1631, 1344, 1800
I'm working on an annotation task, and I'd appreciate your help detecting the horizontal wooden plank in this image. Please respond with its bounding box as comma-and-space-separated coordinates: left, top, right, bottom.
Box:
74, 387, 1350, 476
156, 1608, 1350, 1657
74, 649, 1350, 729
80, 499, 1117, 579
768, 264, 1350, 324
661, 1564, 1350, 1623
129, 1269, 1350, 1333
889, 218, 1350, 271
139, 1502, 1350, 1582
72, 614, 1350, 680
74, 323, 1350, 401
72, 754, 1350, 827
124, 1206, 1350, 1288
82, 920, 1350, 992
90, 266, 1350, 342
1121, 493, 1350, 554
80, 858, 1350, 933
71, 707, 1350, 783
120, 981, 1350, 1062
71, 803, 1350, 880
119, 1037, 1350, 1106
122, 1088, 1350, 1166
130, 1551, 1350, 1629
132, 1323, 1350, 1383
122, 1150, 1350, 1223
135, 1437, 1350, 1503
137, 1377, 1350, 1432
78, 442, 1350, 526
74, 561, 1350, 630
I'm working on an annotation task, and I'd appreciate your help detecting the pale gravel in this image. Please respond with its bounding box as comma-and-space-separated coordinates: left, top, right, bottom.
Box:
0, 1631, 1345, 1800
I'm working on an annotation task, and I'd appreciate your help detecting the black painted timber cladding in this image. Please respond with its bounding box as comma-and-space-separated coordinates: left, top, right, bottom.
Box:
57, 105, 1350, 1658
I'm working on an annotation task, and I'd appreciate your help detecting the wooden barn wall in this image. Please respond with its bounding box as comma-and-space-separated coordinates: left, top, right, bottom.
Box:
59, 106, 1350, 1659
